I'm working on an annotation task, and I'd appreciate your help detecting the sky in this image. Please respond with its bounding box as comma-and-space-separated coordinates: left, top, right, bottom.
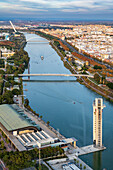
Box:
0, 0, 113, 21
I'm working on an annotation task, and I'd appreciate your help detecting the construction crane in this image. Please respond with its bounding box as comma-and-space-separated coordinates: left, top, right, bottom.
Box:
9, 21, 17, 33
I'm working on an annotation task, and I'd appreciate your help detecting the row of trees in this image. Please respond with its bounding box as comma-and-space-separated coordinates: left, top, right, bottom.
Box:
53, 40, 66, 57
36, 31, 59, 40
0, 90, 14, 104
0, 146, 64, 170
0, 33, 30, 104
58, 40, 69, 51
72, 51, 106, 69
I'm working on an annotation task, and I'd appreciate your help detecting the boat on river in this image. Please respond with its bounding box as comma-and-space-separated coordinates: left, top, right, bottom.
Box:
41, 56, 44, 60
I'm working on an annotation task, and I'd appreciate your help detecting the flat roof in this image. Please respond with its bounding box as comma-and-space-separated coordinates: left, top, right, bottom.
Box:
0, 104, 33, 131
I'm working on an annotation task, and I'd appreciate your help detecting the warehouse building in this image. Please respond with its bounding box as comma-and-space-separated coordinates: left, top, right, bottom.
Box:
0, 104, 77, 151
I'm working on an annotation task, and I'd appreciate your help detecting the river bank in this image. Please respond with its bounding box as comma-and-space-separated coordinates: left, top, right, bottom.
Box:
35, 31, 113, 102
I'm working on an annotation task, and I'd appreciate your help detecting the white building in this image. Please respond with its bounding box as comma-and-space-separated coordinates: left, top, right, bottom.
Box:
93, 98, 105, 147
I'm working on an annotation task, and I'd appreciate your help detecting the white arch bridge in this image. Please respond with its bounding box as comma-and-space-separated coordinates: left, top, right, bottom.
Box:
4, 73, 93, 78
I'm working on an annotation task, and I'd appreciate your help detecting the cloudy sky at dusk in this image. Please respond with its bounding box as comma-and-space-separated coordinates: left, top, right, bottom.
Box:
0, 0, 113, 20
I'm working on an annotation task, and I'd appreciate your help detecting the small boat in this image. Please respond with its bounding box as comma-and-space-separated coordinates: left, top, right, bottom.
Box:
41, 56, 44, 60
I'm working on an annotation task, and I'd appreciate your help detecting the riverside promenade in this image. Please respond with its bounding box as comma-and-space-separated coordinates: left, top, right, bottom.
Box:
69, 145, 106, 156
24, 107, 64, 139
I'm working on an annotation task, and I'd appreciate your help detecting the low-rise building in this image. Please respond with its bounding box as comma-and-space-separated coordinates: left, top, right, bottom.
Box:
0, 104, 77, 151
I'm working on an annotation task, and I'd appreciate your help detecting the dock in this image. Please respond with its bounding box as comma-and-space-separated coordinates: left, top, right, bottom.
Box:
70, 145, 106, 156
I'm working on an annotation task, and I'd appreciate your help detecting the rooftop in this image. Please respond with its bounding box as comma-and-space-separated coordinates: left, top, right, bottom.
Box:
0, 104, 34, 131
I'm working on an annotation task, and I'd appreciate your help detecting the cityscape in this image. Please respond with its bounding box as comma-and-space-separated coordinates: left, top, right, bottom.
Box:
0, 0, 113, 170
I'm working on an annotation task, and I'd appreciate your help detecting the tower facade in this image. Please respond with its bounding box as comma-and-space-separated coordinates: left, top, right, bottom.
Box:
93, 98, 105, 147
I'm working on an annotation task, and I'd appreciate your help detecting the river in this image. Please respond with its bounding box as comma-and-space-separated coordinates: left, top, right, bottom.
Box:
23, 32, 113, 170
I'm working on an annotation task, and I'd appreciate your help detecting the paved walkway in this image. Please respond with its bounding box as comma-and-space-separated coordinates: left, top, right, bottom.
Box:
24, 109, 61, 139
47, 157, 93, 170
69, 145, 106, 156
67, 155, 93, 170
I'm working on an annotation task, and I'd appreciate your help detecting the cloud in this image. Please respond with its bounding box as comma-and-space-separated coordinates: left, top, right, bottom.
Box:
61, 9, 88, 13
19, 0, 113, 10
0, 0, 113, 19
0, 2, 48, 12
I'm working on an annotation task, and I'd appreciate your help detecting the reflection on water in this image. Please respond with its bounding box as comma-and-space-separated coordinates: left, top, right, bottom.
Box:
93, 152, 102, 170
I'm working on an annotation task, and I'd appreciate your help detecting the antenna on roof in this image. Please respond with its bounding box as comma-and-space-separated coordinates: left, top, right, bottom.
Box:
9, 21, 17, 33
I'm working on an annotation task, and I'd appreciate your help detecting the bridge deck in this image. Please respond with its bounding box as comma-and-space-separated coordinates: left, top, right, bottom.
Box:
4, 73, 93, 78
27, 40, 49, 43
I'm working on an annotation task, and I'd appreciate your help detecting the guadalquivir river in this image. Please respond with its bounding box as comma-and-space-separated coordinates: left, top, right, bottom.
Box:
23, 32, 113, 170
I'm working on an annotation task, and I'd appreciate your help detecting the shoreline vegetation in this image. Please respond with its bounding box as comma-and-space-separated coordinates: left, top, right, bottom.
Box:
0, 33, 30, 105
35, 30, 113, 102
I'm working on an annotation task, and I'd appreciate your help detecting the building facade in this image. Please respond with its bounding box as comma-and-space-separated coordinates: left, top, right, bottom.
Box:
93, 98, 105, 147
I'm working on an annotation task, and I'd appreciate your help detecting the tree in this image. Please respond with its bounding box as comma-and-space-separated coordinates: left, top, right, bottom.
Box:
76, 160, 79, 166
47, 121, 50, 126
3, 90, 14, 104
36, 113, 39, 117
0, 70, 5, 75
107, 82, 113, 89
74, 159, 76, 163
80, 163, 82, 169
12, 89, 20, 95
83, 165, 86, 169
40, 115, 43, 119
94, 73, 101, 83
5, 82, 10, 87
24, 98, 29, 106
94, 65, 102, 70
0, 96, 3, 104
3, 154, 9, 163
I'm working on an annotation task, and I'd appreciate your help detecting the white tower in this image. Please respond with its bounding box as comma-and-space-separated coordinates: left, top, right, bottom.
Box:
93, 98, 105, 147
